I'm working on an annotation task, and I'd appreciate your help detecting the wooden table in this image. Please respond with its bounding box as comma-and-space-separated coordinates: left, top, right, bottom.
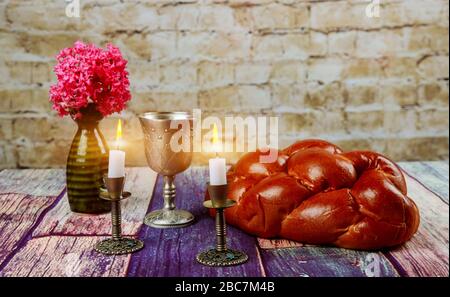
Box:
0, 162, 448, 277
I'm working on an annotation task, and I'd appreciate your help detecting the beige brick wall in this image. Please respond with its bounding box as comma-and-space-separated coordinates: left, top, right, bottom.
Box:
0, 0, 449, 168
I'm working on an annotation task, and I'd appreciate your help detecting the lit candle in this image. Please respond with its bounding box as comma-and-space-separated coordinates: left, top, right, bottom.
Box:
209, 124, 227, 185
108, 119, 125, 178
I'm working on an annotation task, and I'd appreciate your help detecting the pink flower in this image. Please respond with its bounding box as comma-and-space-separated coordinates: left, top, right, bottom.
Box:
49, 41, 131, 119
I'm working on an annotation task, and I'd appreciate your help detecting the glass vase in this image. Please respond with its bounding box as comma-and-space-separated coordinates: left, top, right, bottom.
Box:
66, 104, 111, 214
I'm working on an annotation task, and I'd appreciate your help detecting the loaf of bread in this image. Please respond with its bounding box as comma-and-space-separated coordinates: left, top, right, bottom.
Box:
206, 139, 420, 250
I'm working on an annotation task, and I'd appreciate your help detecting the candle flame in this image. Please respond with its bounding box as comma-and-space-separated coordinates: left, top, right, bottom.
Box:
212, 123, 219, 145
116, 119, 122, 149
212, 123, 221, 155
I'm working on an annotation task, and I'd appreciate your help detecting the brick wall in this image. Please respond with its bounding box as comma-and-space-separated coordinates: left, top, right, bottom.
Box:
0, 0, 449, 168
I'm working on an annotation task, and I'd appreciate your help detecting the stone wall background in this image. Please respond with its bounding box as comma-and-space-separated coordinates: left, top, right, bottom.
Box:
0, 0, 448, 168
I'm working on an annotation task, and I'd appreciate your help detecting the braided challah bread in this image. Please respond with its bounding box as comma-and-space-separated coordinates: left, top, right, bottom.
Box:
207, 139, 420, 250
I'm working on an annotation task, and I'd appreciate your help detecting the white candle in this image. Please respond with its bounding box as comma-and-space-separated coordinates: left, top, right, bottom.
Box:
209, 123, 227, 185
108, 149, 125, 178
108, 119, 125, 178
209, 157, 227, 185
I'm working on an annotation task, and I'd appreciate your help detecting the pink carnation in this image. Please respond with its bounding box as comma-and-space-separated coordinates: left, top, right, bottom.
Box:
49, 41, 131, 119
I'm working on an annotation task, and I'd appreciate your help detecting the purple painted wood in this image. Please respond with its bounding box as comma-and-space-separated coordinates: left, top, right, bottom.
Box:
32, 168, 157, 237
0, 193, 63, 269
399, 162, 449, 204
0, 163, 447, 277
0, 169, 65, 196
257, 238, 303, 249
127, 167, 264, 277
258, 246, 399, 277
0, 168, 155, 277
0, 168, 66, 272
0, 236, 130, 277
383, 173, 449, 277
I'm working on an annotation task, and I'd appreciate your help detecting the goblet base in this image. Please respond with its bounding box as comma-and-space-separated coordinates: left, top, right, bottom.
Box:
196, 249, 248, 266
95, 238, 144, 255
144, 209, 195, 228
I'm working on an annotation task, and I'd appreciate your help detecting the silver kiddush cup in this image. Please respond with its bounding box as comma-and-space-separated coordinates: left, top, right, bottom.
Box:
139, 112, 195, 228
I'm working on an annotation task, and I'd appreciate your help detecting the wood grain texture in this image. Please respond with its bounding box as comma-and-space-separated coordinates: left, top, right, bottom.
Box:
0, 169, 65, 196
384, 173, 449, 277
0, 236, 130, 277
127, 167, 264, 277
399, 161, 449, 203
0, 162, 447, 277
259, 247, 399, 277
33, 168, 157, 237
0, 193, 62, 268
257, 238, 303, 249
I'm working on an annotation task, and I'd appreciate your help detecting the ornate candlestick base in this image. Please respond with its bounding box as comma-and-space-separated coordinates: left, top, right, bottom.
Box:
196, 184, 248, 267
95, 176, 144, 255
95, 238, 144, 255
196, 247, 248, 267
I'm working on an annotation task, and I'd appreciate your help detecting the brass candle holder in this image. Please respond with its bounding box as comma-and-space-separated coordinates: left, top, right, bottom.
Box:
94, 175, 144, 255
196, 183, 248, 266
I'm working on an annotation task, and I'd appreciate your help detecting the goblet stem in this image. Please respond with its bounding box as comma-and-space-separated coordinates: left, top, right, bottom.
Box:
143, 174, 194, 228
216, 209, 227, 252
111, 200, 122, 240
163, 175, 176, 211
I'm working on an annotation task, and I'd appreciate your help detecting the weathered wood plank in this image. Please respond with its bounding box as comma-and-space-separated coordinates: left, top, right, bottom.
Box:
257, 234, 398, 277
399, 161, 449, 204
384, 173, 449, 277
0, 193, 62, 269
0, 236, 130, 277
127, 167, 263, 277
421, 161, 449, 179
33, 168, 157, 237
0, 162, 447, 277
259, 247, 399, 277
0, 169, 65, 196
257, 238, 302, 249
